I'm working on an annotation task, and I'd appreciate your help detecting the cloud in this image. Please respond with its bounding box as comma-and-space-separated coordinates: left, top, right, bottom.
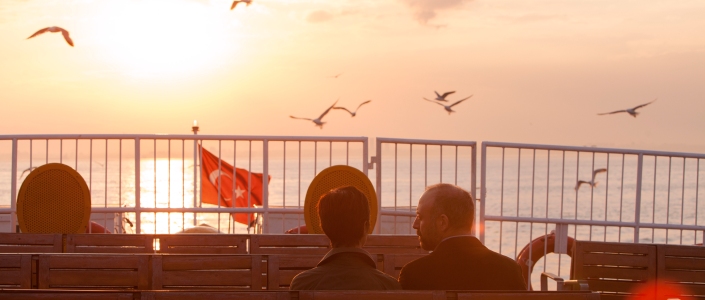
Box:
306, 10, 334, 23
400, 0, 472, 24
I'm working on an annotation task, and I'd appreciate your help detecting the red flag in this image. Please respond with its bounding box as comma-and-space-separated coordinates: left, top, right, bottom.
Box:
199, 145, 270, 225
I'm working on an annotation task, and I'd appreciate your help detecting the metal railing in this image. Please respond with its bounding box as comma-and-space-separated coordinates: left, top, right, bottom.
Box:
480, 141, 705, 288
372, 138, 477, 234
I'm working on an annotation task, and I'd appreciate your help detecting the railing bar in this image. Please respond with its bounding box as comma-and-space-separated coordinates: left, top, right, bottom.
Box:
454, 145, 458, 185
394, 143, 398, 213
168, 140, 171, 234
30, 140, 33, 171
652, 156, 657, 241
667, 156, 672, 242
248, 141, 252, 230
527, 222, 534, 290
283, 142, 287, 209
298, 141, 302, 230
314, 141, 318, 175
329, 141, 332, 167
135, 137, 141, 233
75, 139, 77, 170
346, 141, 349, 166
604, 154, 610, 242
440, 145, 443, 183
263, 139, 270, 233
696, 159, 700, 226
514, 149, 521, 258
218, 141, 222, 232
10, 139, 18, 232
531, 149, 536, 219
425, 145, 428, 188
589, 151, 595, 241
574, 152, 579, 244
89, 139, 93, 233
634, 153, 644, 243
410, 144, 413, 212
619, 154, 625, 242
154, 139, 158, 234
182, 140, 185, 232
233, 140, 237, 229
546, 151, 550, 219
560, 151, 565, 219
45, 139, 48, 164
680, 157, 686, 237
60, 140, 63, 164
500, 148, 505, 217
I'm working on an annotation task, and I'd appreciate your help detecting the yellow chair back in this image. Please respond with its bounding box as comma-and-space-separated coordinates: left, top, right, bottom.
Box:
17, 163, 91, 234
304, 165, 377, 234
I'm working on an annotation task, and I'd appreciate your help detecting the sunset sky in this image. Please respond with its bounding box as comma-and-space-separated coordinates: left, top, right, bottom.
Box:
1, 0, 704, 152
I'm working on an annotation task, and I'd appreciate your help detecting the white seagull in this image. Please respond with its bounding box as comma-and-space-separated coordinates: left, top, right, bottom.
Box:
575, 168, 608, 191
424, 95, 472, 115
598, 99, 656, 118
290, 100, 339, 129
231, 0, 252, 10
427, 91, 455, 102
333, 100, 371, 117
27, 26, 73, 47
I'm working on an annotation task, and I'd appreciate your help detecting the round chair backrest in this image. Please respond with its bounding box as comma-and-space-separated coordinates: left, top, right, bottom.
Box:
17, 163, 91, 234
304, 165, 377, 234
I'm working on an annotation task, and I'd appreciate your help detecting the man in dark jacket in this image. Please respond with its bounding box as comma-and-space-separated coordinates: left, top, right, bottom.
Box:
290, 186, 401, 290
399, 183, 527, 290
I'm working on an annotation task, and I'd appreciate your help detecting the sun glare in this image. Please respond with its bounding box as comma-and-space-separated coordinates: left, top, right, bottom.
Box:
91, 0, 236, 78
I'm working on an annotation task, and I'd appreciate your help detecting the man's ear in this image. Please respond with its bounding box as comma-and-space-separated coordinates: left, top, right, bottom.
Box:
436, 214, 450, 232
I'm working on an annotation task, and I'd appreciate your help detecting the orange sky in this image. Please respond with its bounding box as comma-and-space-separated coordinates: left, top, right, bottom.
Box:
1, 0, 704, 152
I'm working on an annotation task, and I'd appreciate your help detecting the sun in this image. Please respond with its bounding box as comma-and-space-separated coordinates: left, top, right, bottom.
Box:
90, 0, 236, 78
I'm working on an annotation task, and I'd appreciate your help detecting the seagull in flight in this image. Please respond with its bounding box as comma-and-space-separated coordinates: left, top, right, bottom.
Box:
27, 26, 73, 47
598, 99, 656, 118
575, 168, 608, 191
329, 73, 343, 79
428, 91, 455, 102
231, 0, 252, 9
424, 95, 472, 115
290, 100, 339, 129
333, 100, 371, 117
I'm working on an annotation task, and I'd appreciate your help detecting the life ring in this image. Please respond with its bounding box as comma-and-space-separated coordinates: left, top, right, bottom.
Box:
515, 232, 575, 290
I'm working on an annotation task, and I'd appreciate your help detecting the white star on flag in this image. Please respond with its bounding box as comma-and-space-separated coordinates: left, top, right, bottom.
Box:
234, 185, 246, 199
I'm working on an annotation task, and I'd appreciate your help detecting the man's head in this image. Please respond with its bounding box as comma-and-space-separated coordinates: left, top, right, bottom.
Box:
413, 183, 474, 251
317, 186, 371, 248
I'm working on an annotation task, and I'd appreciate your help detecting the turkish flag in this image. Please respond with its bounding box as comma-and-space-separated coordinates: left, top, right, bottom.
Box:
199, 144, 270, 225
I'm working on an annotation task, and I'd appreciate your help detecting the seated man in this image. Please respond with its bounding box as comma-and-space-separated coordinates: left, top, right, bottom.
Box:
290, 186, 401, 290
399, 183, 526, 290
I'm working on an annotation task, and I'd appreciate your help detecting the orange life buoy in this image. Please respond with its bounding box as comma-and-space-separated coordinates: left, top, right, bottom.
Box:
515, 232, 575, 290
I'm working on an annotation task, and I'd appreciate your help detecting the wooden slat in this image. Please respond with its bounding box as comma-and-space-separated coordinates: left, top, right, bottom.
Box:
364, 235, 427, 255
163, 270, 254, 287
660, 244, 705, 258
0, 290, 135, 300
579, 241, 654, 254
144, 291, 290, 300
585, 279, 650, 294
383, 254, 425, 278
250, 235, 329, 255
0, 254, 24, 267
595, 294, 632, 300
278, 269, 303, 287
267, 254, 321, 289
0, 255, 31, 288
659, 269, 705, 282
66, 234, 154, 253
0, 234, 62, 253
659, 282, 705, 297
581, 265, 651, 281
157, 234, 248, 254
45, 254, 145, 268
45, 270, 139, 287
663, 256, 705, 271
298, 291, 445, 300
581, 252, 652, 268
275, 255, 322, 268
456, 291, 600, 300
161, 255, 253, 270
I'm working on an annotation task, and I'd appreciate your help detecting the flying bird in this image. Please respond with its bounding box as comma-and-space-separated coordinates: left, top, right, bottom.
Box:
575, 168, 608, 191
290, 99, 339, 129
424, 95, 472, 115
333, 100, 371, 117
231, 0, 252, 9
429, 91, 455, 102
329, 73, 343, 79
27, 26, 73, 47
598, 99, 656, 118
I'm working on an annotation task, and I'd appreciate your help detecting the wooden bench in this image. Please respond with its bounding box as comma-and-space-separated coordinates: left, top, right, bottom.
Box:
382, 254, 427, 279
0, 254, 32, 288
452, 291, 600, 300
250, 235, 330, 255
152, 254, 262, 290
0, 289, 137, 300
297, 290, 445, 300
266, 254, 323, 290
38, 254, 150, 289
541, 240, 657, 300
142, 291, 290, 300
365, 235, 427, 255
156, 234, 248, 254
0, 233, 62, 253
65, 234, 154, 253
656, 244, 705, 300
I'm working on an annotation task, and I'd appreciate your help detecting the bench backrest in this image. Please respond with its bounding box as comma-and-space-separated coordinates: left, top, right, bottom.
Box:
156, 234, 248, 254
142, 291, 290, 300
382, 254, 426, 279
453, 291, 600, 300
152, 254, 262, 290
250, 235, 330, 255
0, 233, 62, 253
656, 244, 705, 300
65, 234, 154, 253
298, 291, 445, 300
0, 254, 32, 288
0, 289, 136, 300
38, 254, 150, 289
365, 235, 427, 255
266, 254, 323, 290
572, 240, 657, 300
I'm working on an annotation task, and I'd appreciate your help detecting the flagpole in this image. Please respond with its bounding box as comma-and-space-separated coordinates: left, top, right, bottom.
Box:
192, 120, 199, 226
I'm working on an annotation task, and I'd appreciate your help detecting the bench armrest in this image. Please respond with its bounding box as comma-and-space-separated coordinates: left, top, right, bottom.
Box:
540, 272, 590, 291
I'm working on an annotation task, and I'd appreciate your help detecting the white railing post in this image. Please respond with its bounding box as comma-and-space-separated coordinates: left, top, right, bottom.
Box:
10, 138, 18, 233
634, 153, 644, 243
134, 137, 141, 234
263, 139, 269, 234
479, 142, 487, 243
375, 138, 383, 234
362, 137, 369, 176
